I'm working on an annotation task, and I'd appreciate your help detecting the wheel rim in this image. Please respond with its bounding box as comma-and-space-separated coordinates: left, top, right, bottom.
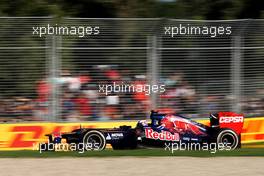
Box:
87, 134, 102, 146
83, 131, 106, 151
86, 134, 102, 150
218, 131, 238, 149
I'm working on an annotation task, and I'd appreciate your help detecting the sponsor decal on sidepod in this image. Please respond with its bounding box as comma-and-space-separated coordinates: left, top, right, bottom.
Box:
145, 128, 180, 141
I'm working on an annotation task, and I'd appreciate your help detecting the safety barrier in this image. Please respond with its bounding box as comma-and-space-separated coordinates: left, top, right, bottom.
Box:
0, 118, 263, 150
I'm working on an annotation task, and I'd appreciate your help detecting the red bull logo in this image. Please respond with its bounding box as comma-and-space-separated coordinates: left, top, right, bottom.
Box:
145, 128, 180, 141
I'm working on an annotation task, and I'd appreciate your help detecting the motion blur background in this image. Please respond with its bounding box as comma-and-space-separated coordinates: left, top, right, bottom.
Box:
0, 0, 263, 122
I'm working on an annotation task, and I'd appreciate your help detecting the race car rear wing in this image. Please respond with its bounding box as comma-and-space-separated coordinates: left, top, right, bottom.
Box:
210, 112, 244, 135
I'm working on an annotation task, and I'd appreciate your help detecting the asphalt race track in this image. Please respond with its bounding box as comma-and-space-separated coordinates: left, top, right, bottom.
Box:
0, 157, 263, 176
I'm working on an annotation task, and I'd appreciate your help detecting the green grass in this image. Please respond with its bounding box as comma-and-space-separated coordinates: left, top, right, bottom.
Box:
0, 148, 263, 158
0, 142, 263, 158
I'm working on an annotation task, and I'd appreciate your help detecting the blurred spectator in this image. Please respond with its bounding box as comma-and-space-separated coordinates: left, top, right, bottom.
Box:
132, 75, 150, 112
61, 92, 75, 120
2, 66, 264, 122
200, 96, 220, 114
73, 92, 91, 120
36, 78, 50, 102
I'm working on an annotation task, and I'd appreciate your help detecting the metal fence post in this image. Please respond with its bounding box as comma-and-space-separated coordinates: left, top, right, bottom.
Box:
148, 35, 160, 110
231, 35, 242, 113
48, 35, 60, 121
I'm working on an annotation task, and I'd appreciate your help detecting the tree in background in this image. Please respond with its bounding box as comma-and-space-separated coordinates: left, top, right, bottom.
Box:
0, 0, 263, 19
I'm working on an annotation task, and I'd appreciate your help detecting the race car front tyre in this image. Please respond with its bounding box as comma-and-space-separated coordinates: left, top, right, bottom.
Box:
216, 129, 239, 150
83, 130, 106, 151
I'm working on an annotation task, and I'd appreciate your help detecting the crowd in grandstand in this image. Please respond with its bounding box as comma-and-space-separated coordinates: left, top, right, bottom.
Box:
0, 66, 263, 122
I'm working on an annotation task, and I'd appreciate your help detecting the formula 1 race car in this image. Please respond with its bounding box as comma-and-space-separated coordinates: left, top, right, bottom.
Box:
42, 111, 244, 151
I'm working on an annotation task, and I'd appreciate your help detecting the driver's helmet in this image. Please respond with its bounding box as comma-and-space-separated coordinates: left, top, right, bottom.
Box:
210, 113, 219, 119
138, 120, 148, 127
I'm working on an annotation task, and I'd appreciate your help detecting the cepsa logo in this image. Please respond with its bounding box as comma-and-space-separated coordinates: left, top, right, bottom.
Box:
145, 128, 180, 141
219, 116, 244, 123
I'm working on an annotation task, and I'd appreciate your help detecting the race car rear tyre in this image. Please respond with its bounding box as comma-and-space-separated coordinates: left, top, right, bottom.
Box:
83, 130, 106, 151
216, 129, 239, 150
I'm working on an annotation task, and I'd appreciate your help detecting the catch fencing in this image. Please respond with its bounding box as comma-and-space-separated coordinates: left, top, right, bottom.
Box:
0, 17, 263, 121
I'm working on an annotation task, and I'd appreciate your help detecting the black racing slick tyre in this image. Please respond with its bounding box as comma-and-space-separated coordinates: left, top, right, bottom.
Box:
216, 129, 240, 150
83, 130, 106, 151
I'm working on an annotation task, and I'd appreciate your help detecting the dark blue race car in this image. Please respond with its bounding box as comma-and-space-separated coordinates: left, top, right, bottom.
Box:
43, 110, 244, 151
